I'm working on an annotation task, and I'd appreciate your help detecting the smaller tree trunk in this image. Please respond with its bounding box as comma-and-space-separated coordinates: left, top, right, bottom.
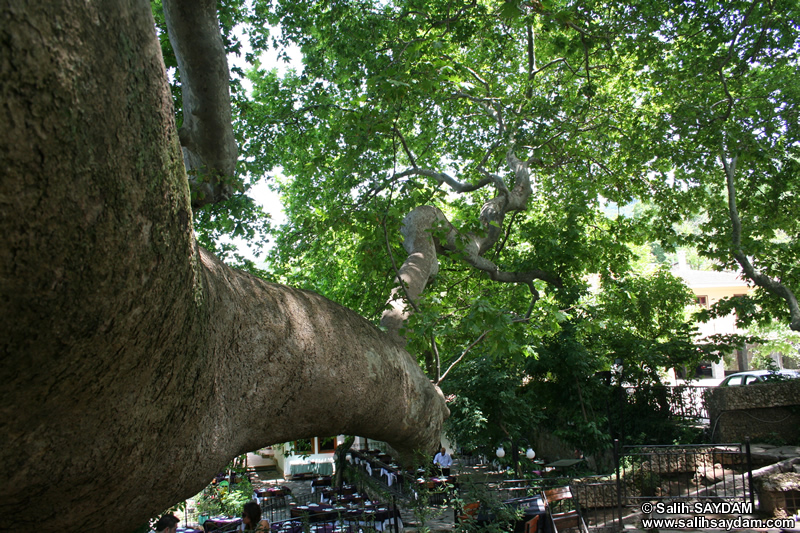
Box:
162, 0, 239, 207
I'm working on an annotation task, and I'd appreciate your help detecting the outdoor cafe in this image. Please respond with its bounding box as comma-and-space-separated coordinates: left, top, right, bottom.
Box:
181, 438, 595, 533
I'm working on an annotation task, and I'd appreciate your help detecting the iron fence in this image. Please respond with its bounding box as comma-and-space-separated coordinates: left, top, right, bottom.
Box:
572, 440, 753, 531
611, 385, 714, 447
269, 514, 399, 533
463, 440, 753, 532
618, 385, 712, 422
617, 441, 753, 507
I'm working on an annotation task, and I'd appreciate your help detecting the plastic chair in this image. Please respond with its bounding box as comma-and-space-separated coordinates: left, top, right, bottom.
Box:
456, 502, 480, 523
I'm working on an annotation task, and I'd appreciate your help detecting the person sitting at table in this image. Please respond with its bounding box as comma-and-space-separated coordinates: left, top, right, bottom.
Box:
433, 446, 453, 477
154, 513, 180, 533
242, 500, 270, 532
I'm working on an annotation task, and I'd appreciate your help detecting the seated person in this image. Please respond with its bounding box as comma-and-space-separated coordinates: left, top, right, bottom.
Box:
242, 500, 270, 532
154, 513, 180, 533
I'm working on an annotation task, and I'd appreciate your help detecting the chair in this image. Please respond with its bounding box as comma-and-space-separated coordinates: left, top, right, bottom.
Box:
543, 486, 588, 533
456, 502, 480, 523
524, 515, 540, 533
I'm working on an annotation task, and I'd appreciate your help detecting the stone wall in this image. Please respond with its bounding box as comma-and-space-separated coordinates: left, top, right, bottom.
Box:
754, 472, 800, 517
706, 380, 800, 443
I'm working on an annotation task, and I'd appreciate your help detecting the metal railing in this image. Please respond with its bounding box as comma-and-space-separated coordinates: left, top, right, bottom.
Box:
618, 385, 712, 422
572, 440, 753, 531
459, 441, 754, 532
610, 385, 714, 447
617, 441, 753, 507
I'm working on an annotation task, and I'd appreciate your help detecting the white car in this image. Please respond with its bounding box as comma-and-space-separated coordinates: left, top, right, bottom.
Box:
718, 369, 800, 386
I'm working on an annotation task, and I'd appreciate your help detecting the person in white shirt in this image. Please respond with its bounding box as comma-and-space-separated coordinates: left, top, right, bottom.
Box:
433, 446, 453, 476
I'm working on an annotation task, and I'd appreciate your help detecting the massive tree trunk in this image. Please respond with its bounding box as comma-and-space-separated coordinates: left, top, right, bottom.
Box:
0, 2, 447, 531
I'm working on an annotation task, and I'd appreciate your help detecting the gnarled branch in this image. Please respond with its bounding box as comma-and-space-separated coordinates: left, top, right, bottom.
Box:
380, 150, 561, 342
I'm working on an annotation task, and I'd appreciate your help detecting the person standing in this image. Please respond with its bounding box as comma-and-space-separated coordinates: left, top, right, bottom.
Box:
433, 446, 453, 477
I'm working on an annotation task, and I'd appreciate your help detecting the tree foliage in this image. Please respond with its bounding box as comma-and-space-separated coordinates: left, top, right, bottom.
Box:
191, 0, 800, 450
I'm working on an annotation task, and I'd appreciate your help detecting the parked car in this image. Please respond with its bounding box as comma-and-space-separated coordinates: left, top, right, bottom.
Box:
695, 361, 713, 377
718, 369, 800, 386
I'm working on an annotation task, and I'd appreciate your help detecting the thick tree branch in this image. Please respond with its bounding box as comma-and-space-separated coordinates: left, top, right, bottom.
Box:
392, 122, 506, 196
163, 0, 238, 208
395, 167, 497, 193
0, 2, 448, 529
380, 206, 446, 344
380, 150, 561, 341
721, 152, 800, 331
199, 248, 449, 458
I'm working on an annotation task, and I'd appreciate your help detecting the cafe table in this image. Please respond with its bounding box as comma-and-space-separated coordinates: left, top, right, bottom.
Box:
346, 504, 403, 532
318, 484, 356, 503
378, 463, 403, 487
545, 458, 583, 469
330, 493, 364, 505
202, 515, 242, 532
505, 494, 549, 533
288, 502, 403, 532
256, 485, 291, 498
417, 475, 459, 490
290, 502, 344, 523
311, 476, 332, 493
416, 475, 458, 505
289, 460, 334, 477
271, 519, 355, 533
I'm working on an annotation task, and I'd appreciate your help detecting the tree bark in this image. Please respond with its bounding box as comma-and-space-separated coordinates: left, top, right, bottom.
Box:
0, 1, 447, 530
162, 0, 238, 207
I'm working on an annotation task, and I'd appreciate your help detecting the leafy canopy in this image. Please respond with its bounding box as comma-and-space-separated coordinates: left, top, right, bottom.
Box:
168, 0, 800, 451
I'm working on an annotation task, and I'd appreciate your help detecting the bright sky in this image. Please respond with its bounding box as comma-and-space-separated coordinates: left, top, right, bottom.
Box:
224, 24, 303, 262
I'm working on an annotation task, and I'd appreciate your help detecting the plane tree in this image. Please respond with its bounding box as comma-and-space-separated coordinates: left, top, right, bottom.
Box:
0, 0, 448, 530
239, 0, 800, 449
651, 0, 800, 332
248, 0, 660, 352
